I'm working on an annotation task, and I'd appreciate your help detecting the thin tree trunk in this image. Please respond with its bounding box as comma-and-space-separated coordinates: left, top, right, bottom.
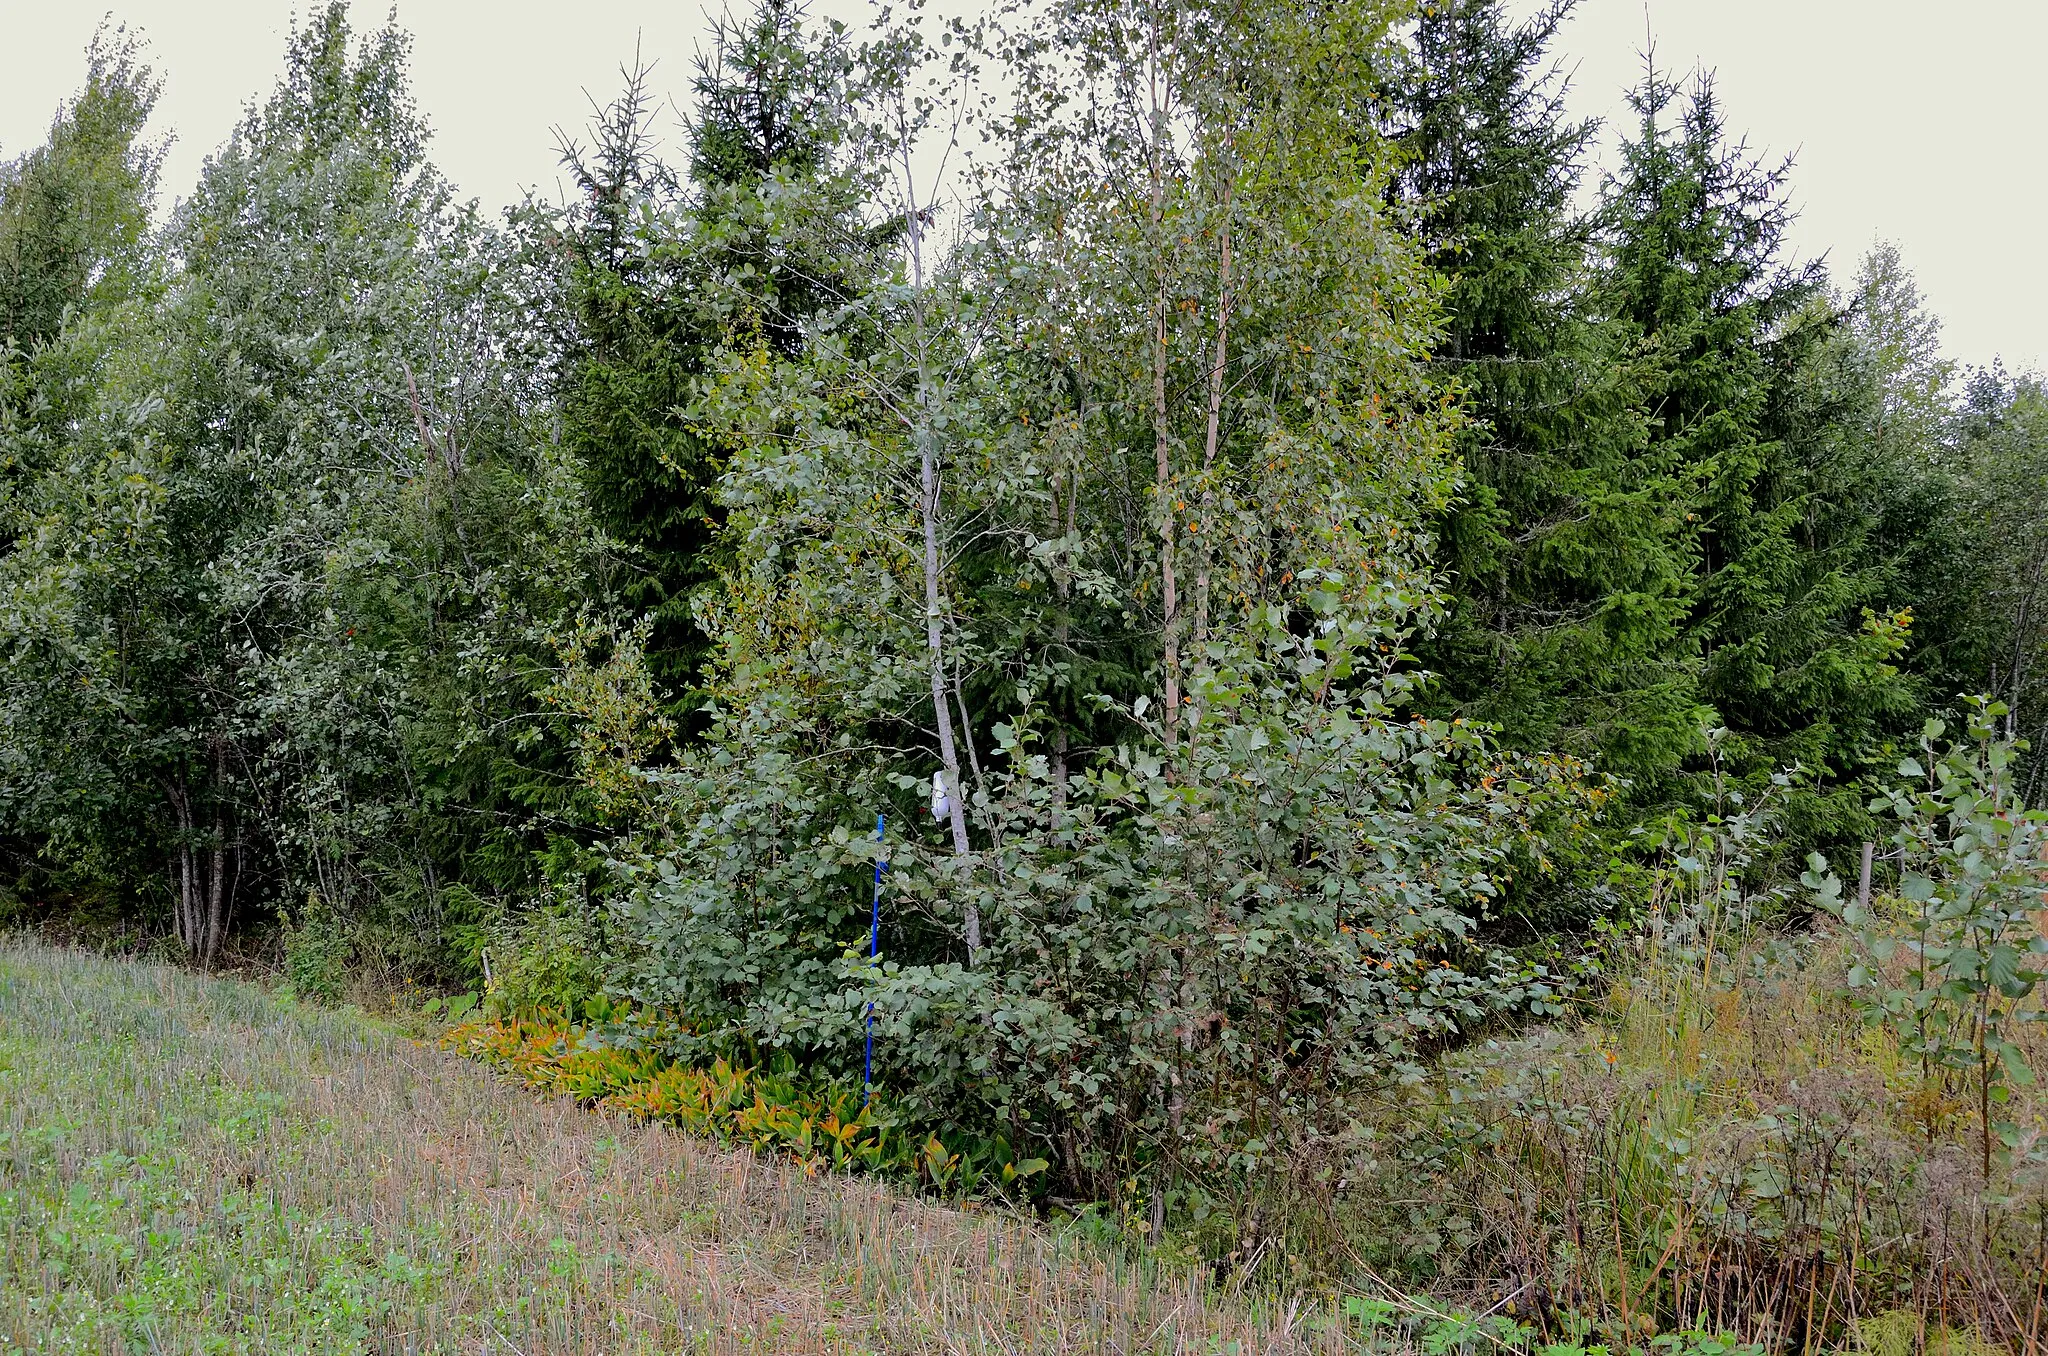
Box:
1981, 995, 1994, 1180
169, 773, 197, 958
1153, 296, 1181, 750
953, 654, 987, 809
206, 816, 226, 970
179, 841, 196, 956
1144, 17, 1188, 1229
1148, 24, 1182, 753
1052, 426, 1079, 817
202, 737, 229, 969
1192, 172, 1233, 657
921, 431, 977, 955
898, 107, 978, 960
2008, 585, 2033, 744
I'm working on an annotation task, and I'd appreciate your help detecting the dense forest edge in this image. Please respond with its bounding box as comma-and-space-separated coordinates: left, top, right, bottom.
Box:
3, 0, 2047, 1351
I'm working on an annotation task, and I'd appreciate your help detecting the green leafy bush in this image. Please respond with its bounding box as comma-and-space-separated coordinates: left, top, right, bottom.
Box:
281, 893, 350, 1003
1806, 698, 2048, 1174
616, 548, 1599, 1223
483, 897, 609, 1021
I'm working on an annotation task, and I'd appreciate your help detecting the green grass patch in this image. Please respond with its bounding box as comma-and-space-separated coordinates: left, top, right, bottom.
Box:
0, 942, 1363, 1353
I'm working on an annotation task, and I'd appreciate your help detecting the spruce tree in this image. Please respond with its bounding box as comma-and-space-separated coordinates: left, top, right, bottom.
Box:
1593, 66, 1812, 795
552, 0, 863, 724
1403, 20, 1984, 873
1601, 74, 1981, 854
1396, 3, 1702, 789
1954, 366, 2048, 801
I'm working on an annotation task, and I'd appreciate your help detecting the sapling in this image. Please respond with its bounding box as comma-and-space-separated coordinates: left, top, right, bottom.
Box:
1805, 699, 2048, 1178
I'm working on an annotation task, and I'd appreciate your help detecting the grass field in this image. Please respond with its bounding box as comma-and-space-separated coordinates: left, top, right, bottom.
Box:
0, 942, 1355, 1354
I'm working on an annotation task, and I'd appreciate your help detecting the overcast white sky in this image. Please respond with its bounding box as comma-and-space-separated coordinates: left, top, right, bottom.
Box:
1504, 0, 2048, 376
1, 0, 2041, 373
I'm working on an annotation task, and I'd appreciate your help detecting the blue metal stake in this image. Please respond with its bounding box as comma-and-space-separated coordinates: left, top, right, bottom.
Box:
863, 814, 885, 1105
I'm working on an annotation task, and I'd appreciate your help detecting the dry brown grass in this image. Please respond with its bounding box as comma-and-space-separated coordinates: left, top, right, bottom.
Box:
0, 940, 1359, 1353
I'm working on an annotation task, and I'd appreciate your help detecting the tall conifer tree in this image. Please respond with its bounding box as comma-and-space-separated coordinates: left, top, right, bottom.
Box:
553, 0, 864, 722
1596, 71, 1988, 851
1395, 4, 1702, 788
1403, 17, 1982, 871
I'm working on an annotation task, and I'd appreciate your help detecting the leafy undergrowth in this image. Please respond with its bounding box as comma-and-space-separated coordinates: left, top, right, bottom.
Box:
1333, 925, 2048, 1354
437, 1008, 1045, 1195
